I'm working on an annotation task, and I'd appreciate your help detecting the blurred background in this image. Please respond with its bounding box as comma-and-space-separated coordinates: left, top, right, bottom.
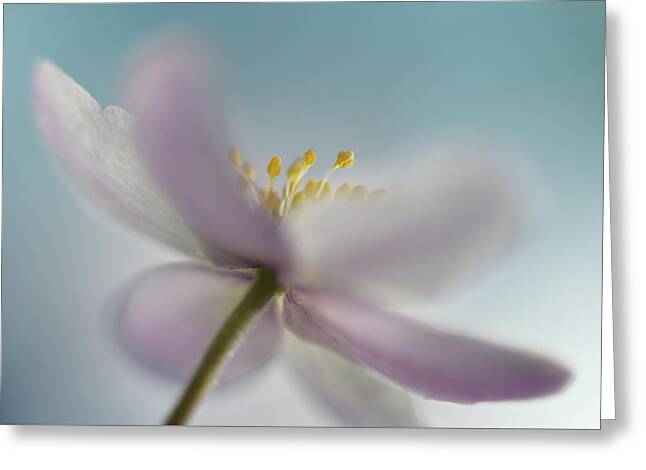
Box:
1, 2, 604, 427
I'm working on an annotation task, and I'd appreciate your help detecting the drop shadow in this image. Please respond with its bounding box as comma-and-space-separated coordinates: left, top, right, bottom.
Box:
605, 9, 628, 434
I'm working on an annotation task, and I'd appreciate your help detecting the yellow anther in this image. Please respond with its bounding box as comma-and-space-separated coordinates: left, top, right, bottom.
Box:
369, 188, 388, 201
319, 181, 332, 201
304, 179, 320, 199
242, 162, 256, 180
335, 182, 352, 202
350, 185, 368, 201
290, 191, 307, 212
305, 179, 314, 191
303, 149, 317, 168
229, 142, 366, 217
334, 149, 355, 169
228, 147, 242, 168
267, 155, 282, 181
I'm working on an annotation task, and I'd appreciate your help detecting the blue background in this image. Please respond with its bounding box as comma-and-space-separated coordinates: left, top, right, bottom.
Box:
2, 2, 605, 427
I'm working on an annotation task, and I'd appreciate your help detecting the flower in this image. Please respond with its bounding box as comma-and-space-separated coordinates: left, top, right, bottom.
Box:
31, 40, 571, 425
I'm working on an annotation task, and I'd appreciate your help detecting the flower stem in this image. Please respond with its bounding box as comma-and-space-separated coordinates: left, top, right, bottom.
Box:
165, 267, 283, 425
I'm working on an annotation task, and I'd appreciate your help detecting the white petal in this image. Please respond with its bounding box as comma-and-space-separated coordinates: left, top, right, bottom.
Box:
285, 333, 423, 427
31, 60, 208, 260
283, 160, 524, 303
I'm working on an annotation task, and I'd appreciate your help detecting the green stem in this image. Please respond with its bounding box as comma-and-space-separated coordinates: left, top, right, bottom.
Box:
165, 267, 283, 425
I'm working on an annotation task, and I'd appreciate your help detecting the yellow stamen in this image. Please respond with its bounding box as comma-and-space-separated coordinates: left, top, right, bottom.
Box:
261, 188, 280, 214
349, 185, 368, 201
335, 182, 352, 202
228, 147, 242, 168
242, 162, 256, 181
285, 160, 304, 196
290, 191, 306, 212
334, 149, 355, 169
285, 149, 319, 201
303, 149, 317, 168
267, 155, 282, 182
315, 149, 356, 199
319, 181, 332, 201
304, 178, 317, 193
304, 179, 320, 199
287, 160, 304, 182
230, 144, 371, 221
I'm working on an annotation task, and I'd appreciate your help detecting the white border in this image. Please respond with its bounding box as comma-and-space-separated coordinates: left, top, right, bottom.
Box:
601, 52, 615, 420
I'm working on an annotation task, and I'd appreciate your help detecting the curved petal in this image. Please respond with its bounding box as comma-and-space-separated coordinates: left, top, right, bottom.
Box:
31, 60, 208, 260
124, 40, 291, 271
284, 161, 524, 303
111, 263, 282, 385
284, 289, 571, 404
285, 333, 424, 427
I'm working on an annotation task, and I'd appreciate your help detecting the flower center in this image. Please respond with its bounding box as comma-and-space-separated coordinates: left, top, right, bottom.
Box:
228, 147, 386, 220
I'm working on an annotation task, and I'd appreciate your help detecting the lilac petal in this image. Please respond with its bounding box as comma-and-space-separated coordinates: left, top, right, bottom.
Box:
284, 161, 523, 302
124, 40, 290, 271
112, 263, 282, 384
31, 60, 211, 261
286, 334, 424, 427
284, 289, 571, 404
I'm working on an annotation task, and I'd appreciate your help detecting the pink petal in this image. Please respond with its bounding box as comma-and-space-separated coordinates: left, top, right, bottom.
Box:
284, 289, 571, 404
31, 61, 210, 261
124, 40, 290, 271
112, 263, 282, 385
